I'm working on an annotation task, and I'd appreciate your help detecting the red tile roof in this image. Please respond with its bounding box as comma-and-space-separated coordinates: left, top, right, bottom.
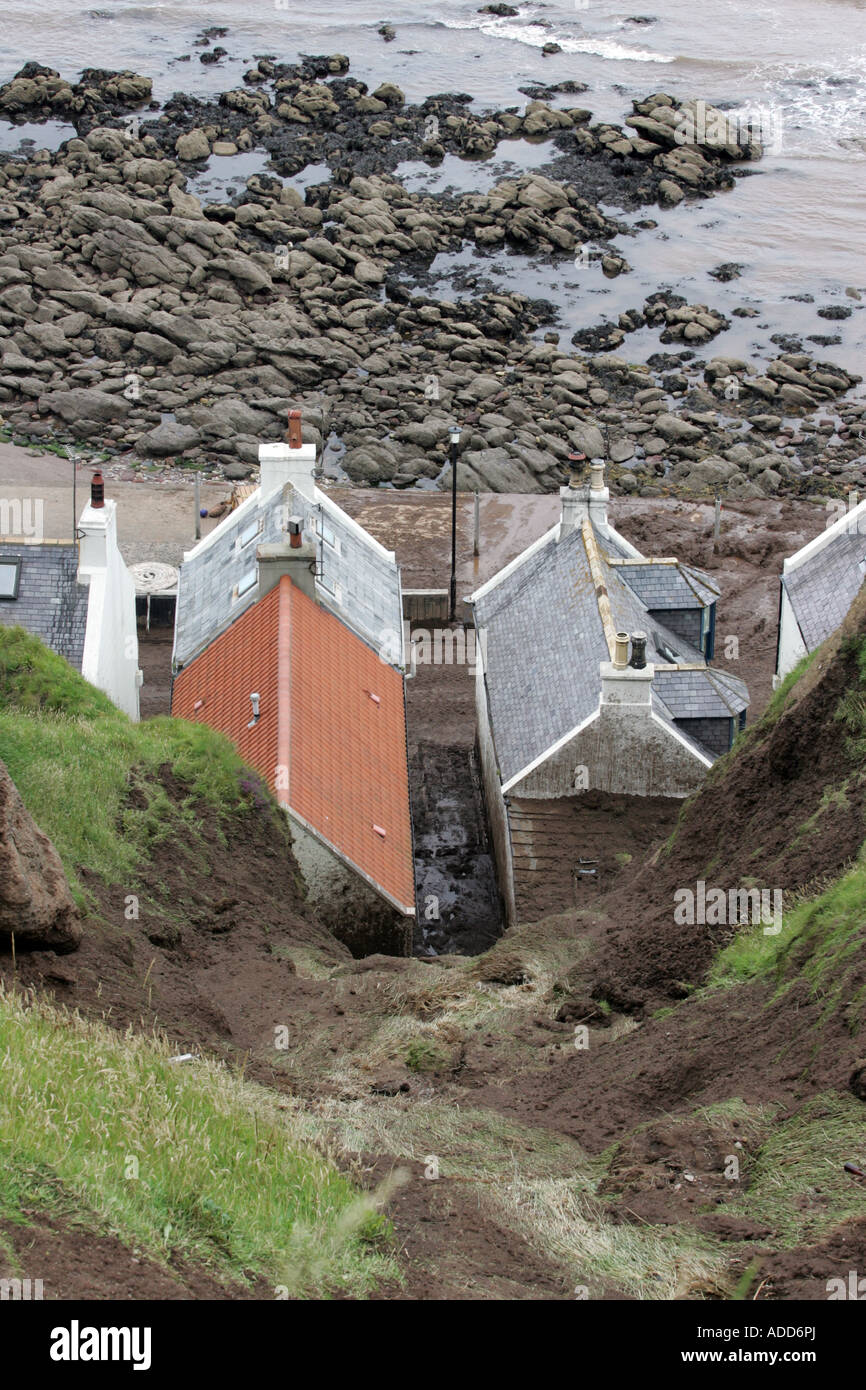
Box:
172, 576, 415, 915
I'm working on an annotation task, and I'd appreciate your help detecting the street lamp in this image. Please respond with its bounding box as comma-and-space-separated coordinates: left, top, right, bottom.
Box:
449, 424, 461, 621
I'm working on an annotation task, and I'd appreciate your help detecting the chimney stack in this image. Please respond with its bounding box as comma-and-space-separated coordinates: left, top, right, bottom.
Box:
287, 409, 303, 449
588, 458, 609, 530
600, 629, 653, 709
258, 409, 317, 501
257, 536, 318, 603
559, 457, 609, 538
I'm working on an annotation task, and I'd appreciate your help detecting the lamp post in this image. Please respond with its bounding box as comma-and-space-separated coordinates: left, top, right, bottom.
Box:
448, 424, 461, 621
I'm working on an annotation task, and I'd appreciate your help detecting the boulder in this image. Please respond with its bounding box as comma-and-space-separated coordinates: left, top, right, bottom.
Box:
610, 437, 635, 463
136, 421, 201, 456
658, 178, 684, 206
176, 128, 211, 161
455, 447, 545, 493
683, 455, 740, 488
184, 397, 273, 437
653, 412, 704, 444
38, 387, 131, 424
132, 331, 177, 362
372, 83, 404, 106
570, 423, 606, 458
517, 175, 570, 214
122, 157, 173, 187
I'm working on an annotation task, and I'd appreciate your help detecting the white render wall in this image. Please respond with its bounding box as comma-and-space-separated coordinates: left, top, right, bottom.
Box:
77, 499, 141, 721
475, 654, 517, 929
774, 585, 809, 686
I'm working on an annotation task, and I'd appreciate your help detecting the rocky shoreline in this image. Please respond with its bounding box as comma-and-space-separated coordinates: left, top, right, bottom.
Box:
0, 55, 862, 500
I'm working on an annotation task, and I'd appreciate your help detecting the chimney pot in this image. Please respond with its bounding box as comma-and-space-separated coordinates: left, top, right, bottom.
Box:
287, 409, 303, 450
613, 631, 629, 669
590, 460, 605, 491
287, 514, 303, 549
630, 631, 647, 670
90, 470, 105, 508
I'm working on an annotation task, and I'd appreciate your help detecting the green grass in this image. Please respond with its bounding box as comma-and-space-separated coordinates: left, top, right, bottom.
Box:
833, 634, 866, 758
764, 647, 821, 723
706, 852, 866, 1042
726, 1092, 866, 1249
0, 985, 399, 1297
0, 627, 269, 904
405, 1037, 448, 1073
708, 848, 866, 1012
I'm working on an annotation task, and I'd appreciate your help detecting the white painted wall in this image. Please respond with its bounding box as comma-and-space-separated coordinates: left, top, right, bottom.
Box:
77, 499, 142, 721
774, 584, 809, 685
475, 654, 517, 929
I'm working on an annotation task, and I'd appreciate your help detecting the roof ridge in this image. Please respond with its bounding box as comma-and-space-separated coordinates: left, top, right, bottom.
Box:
582, 520, 617, 659
679, 562, 721, 601
702, 665, 740, 714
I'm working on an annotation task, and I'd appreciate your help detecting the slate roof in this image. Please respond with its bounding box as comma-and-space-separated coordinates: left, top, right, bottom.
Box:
783, 528, 866, 654
0, 542, 88, 670
174, 482, 403, 669
172, 576, 415, 916
474, 524, 608, 784
472, 521, 745, 785
613, 561, 719, 611
653, 666, 749, 719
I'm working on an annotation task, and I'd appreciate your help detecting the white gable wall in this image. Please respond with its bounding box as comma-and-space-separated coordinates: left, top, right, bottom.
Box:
78, 499, 141, 720
510, 663, 711, 799
775, 584, 809, 685
474, 651, 517, 928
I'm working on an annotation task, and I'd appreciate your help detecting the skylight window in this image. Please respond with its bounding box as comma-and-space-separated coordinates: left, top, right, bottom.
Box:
312, 516, 339, 551
0, 557, 21, 599
236, 567, 257, 598
318, 571, 342, 602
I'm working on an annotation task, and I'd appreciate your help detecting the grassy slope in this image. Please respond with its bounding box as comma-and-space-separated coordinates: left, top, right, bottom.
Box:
0, 627, 398, 1296
0, 625, 259, 903
708, 627, 866, 1013
4, 616, 866, 1299
0, 987, 398, 1297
